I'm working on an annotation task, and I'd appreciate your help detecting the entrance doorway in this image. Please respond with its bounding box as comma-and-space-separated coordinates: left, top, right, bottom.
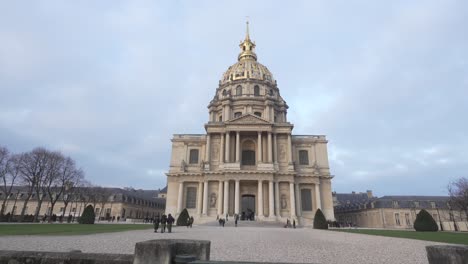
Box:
241, 195, 256, 220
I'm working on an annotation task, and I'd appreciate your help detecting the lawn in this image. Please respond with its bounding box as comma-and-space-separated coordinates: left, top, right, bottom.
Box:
0, 223, 153, 236
334, 229, 468, 245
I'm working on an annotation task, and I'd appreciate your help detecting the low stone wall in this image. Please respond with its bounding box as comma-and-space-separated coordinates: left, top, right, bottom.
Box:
0, 239, 211, 264
0, 250, 133, 264
426, 245, 468, 264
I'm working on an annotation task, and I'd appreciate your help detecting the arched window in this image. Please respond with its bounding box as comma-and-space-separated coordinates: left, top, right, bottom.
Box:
234, 112, 242, 118
189, 149, 199, 164
236, 85, 242, 96
185, 187, 197, 209
301, 189, 312, 211
254, 85, 260, 96
299, 150, 309, 165
219, 116, 222, 122
254, 112, 262, 117
222, 90, 227, 96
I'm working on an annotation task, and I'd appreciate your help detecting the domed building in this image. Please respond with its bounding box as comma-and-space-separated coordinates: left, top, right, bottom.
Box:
165, 23, 334, 225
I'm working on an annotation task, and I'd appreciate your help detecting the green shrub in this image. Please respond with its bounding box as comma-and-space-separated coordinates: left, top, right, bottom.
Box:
313, 208, 328, 229
78, 205, 95, 224
414, 209, 438, 232
176, 208, 190, 226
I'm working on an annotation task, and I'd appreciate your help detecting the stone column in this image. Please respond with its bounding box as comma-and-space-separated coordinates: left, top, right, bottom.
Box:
217, 181, 223, 216
202, 181, 208, 215
275, 181, 280, 217
267, 132, 272, 163
287, 134, 292, 163
273, 134, 278, 163
235, 180, 240, 214
258, 180, 263, 218
197, 182, 203, 215
315, 184, 322, 210
295, 183, 301, 217
235, 131, 240, 163
223, 180, 229, 216
225, 132, 230, 162
289, 182, 296, 218
177, 182, 184, 214
219, 133, 224, 164
269, 181, 274, 217
257, 132, 262, 163
205, 133, 211, 163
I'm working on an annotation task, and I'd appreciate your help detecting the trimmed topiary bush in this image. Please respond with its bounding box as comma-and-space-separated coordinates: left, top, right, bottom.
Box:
176, 208, 190, 226
414, 209, 438, 232
313, 208, 328, 229
78, 205, 95, 224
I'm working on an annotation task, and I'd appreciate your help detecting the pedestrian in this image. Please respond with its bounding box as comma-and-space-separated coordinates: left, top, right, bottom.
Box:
293, 219, 296, 229
187, 217, 190, 228
153, 215, 160, 233
161, 214, 167, 233
235, 214, 239, 227
221, 218, 225, 227
189, 216, 194, 228
226, 213, 229, 221
167, 214, 175, 233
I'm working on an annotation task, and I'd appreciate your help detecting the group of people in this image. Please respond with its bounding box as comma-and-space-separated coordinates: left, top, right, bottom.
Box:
153, 213, 175, 233
284, 218, 296, 228
217, 213, 240, 227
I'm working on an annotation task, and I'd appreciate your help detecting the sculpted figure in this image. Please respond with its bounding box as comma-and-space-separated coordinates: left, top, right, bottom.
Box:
210, 193, 217, 208
281, 194, 287, 209
180, 160, 187, 172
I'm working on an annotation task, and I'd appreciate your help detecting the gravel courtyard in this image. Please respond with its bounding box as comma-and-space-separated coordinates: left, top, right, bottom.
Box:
0, 224, 443, 264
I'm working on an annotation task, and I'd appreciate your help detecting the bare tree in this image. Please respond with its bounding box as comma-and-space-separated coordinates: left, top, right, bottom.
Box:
448, 177, 468, 219
96, 188, 113, 221
43, 152, 65, 222
61, 167, 84, 220
0, 146, 13, 216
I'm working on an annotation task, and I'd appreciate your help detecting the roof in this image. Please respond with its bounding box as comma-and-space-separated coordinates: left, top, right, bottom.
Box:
334, 192, 453, 213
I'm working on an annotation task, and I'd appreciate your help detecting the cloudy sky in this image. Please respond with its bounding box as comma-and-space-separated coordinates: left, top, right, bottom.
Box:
1, 1, 467, 196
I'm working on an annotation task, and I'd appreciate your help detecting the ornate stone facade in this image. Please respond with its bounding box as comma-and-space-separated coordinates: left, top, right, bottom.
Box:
165, 23, 335, 225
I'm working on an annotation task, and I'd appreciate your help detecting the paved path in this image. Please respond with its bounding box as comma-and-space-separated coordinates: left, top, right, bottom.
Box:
0, 224, 443, 264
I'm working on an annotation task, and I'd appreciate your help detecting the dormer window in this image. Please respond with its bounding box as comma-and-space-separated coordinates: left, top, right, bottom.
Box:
236, 85, 242, 96
254, 85, 260, 96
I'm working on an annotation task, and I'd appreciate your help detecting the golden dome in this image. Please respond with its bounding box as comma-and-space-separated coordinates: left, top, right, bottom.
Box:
220, 22, 275, 86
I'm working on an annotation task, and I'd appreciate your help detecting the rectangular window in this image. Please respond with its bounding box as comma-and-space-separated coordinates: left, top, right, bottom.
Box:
405, 213, 411, 226
393, 201, 399, 208
59, 207, 64, 212
430, 202, 436, 208
301, 189, 312, 211
189, 149, 199, 164
299, 150, 309, 165
185, 187, 197, 209
395, 213, 401, 226
414, 201, 419, 208
95, 208, 100, 214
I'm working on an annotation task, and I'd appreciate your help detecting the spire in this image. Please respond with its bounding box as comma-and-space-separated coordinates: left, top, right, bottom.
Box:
238, 19, 257, 61
245, 20, 250, 41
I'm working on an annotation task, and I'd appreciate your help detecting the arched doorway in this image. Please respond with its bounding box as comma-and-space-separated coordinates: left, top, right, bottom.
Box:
241, 195, 256, 220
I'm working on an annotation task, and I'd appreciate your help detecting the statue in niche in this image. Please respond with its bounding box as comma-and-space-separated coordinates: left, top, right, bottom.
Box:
212, 145, 219, 160
200, 160, 205, 170
281, 194, 287, 209
210, 193, 217, 208
180, 160, 187, 172
279, 144, 286, 162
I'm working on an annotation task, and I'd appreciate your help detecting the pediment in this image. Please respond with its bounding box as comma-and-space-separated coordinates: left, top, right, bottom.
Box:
226, 114, 271, 125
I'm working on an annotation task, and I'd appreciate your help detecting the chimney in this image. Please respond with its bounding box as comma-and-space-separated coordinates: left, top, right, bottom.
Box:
367, 190, 373, 198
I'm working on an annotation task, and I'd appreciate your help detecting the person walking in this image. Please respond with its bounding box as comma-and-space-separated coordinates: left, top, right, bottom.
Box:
153, 215, 160, 233
293, 219, 296, 229
189, 216, 194, 228
235, 214, 239, 227
160, 214, 167, 233
167, 214, 175, 233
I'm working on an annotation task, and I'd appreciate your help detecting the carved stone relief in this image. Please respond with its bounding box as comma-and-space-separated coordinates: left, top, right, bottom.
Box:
279, 144, 287, 162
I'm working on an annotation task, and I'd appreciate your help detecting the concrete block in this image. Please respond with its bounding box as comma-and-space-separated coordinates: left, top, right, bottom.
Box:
133, 239, 210, 264
426, 245, 468, 264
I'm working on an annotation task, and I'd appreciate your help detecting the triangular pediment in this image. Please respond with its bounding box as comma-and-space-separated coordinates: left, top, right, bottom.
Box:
226, 114, 271, 125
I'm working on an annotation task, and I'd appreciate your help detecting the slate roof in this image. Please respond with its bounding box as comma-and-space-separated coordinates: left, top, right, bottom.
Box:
334, 192, 452, 213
